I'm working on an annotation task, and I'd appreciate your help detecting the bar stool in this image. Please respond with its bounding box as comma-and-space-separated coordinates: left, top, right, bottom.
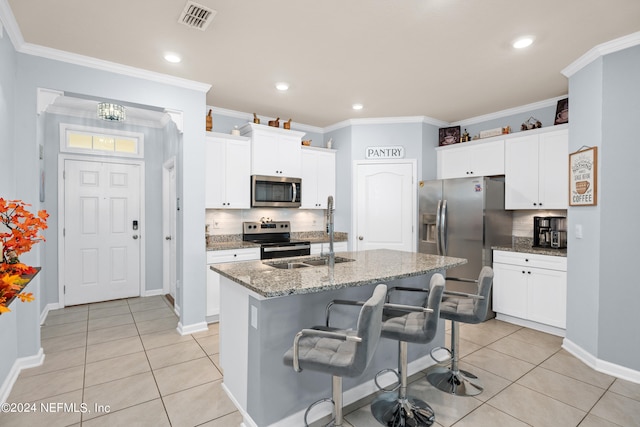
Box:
283, 284, 387, 427
370, 273, 445, 427
426, 266, 494, 396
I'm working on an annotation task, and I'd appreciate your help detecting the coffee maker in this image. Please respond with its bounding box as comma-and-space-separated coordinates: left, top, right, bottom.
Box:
533, 216, 567, 248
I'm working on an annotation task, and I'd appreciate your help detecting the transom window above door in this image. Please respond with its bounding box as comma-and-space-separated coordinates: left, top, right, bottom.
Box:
60, 124, 144, 158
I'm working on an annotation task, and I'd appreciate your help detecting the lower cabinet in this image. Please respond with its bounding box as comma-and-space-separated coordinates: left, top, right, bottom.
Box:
493, 250, 567, 330
206, 248, 260, 319
310, 241, 348, 255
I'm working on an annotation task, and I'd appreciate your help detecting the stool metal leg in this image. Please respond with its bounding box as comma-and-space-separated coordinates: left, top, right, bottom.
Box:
371, 341, 436, 426
303, 376, 344, 427
426, 320, 484, 396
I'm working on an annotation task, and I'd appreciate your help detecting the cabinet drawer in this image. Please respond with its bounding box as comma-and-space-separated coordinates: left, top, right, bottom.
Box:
207, 248, 260, 264
493, 250, 567, 271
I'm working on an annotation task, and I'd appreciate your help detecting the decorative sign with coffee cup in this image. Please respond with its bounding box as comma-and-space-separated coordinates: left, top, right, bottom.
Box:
555, 98, 569, 125
569, 146, 597, 206
438, 126, 461, 146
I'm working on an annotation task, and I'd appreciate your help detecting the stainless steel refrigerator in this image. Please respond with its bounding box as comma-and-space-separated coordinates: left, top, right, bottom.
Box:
419, 177, 512, 319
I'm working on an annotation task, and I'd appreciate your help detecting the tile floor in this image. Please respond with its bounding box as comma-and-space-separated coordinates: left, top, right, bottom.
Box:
1, 295, 639, 426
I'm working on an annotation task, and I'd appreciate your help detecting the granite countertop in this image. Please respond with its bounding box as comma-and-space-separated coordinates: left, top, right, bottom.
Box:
211, 249, 466, 298
493, 237, 567, 257
206, 231, 348, 251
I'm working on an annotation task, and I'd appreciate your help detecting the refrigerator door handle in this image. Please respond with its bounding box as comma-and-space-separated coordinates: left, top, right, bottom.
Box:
441, 199, 448, 255
435, 200, 442, 255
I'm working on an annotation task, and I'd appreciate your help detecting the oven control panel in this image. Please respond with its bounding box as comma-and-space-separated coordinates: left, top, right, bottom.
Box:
243, 221, 290, 234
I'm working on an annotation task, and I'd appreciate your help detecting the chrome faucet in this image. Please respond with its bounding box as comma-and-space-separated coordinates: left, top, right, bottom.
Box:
326, 196, 335, 266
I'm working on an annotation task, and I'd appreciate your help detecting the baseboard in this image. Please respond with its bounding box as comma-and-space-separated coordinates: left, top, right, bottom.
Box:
205, 314, 219, 324
0, 348, 45, 404
563, 338, 640, 384
176, 321, 208, 336
39, 303, 61, 325
143, 289, 164, 297
495, 314, 566, 337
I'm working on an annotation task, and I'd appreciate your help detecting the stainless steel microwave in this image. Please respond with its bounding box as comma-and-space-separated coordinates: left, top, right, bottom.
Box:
251, 175, 301, 208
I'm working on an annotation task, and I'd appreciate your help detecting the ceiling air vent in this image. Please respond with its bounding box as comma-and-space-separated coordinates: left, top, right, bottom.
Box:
178, 1, 216, 31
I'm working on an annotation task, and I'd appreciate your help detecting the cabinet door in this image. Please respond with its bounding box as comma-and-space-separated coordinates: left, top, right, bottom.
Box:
528, 267, 567, 328
438, 147, 470, 179
538, 130, 568, 209
471, 140, 505, 177
224, 139, 251, 209
278, 134, 302, 177
505, 135, 540, 209
251, 131, 281, 176
205, 138, 226, 208
493, 263, 528, 319
300, 150, 319, 208
315, 151, 336, 209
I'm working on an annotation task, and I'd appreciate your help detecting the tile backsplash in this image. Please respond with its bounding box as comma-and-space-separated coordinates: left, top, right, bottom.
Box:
206, 208, 326, 235
512, 210, 567, 237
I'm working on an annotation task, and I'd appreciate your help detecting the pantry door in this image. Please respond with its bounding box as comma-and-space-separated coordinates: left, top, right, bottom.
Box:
353, 160, 416, 252
63, 159, 142, 305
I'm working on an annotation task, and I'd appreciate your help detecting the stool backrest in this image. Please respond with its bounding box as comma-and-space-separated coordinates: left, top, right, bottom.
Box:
352, 284, 387, 376
472, 266, 494, 322
422, 273, 446, 342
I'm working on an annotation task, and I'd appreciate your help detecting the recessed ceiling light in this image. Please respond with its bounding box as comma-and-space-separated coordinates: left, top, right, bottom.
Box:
164, 53, 182, 63
512, 37, 534, 49
275, 82, 289, 91
352, 103, 364, 110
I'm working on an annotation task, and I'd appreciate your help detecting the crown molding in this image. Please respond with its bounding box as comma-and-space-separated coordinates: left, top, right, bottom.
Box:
323, 116, 449, 133
451, 95, 568, 127
209, 106, 325, 135
46, 105, 169, 129
562, 31, 640, 78
0, 0, 24, 47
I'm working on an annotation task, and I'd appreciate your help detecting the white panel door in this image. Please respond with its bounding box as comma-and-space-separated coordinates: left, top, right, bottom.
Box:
355, 162, 415, 252
64, 160, 141, 305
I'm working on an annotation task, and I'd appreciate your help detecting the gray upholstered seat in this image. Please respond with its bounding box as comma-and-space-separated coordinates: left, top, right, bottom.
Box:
370, 274, 445, 427
283, 284, 387, 426
427, 266, 494, 396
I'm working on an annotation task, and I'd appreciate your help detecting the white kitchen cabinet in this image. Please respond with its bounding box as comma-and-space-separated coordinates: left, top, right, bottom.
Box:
206, 247, 260, 319
493, 250, 567, 332
505, 127, 568, 209
301, 147, 336, 209
205, 134, 251, 209
310, 241, 348, 255
240, 123, 305, 178
436, 139, 504, 179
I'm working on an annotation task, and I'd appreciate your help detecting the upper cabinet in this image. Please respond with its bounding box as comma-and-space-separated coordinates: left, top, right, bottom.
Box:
436, 139, 505, 179
301, 147, 336, 209
505, 127, 568, 209
205, 134, 251, 209
240, 123, 305, 178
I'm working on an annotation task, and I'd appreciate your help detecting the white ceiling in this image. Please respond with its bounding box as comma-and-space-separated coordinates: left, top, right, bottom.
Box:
7, 0, 640, 127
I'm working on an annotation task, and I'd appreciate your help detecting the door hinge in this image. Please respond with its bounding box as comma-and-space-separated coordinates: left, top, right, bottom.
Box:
64, 285, 66, 294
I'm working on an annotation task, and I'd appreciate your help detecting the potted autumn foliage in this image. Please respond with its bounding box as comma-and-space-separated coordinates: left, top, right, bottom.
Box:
0, 198, 48, 314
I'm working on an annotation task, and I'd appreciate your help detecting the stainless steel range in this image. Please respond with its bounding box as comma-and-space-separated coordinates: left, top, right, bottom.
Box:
242, 221, 311, 259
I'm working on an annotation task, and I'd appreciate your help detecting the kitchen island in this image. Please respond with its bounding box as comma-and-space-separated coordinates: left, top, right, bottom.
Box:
212, 249, 466, 427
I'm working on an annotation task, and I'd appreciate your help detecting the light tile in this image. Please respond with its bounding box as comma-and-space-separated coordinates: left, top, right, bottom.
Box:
8, 365, 84, 402
457, 361, 512, 402
0, 389, 83, 427
88, 299, 129, 310
87, 313, 134, 331
88, 305, 131, 320
541, 350, 615, 389
578, 413, 623, 427
454, 403, 529, 427
131, 307, 176, 323
81, 398, 170, 427
198, 410, 244, 427
20, 346, 86, 378
162, 381, 237, 426
47, 305, 89, 317
134, 316, 178, 335
82, 372, 160, 421
406, 378, 483, 427
128, 298, 172, 313
41, 332, 87, 354
462, 347, 535, 382
609, 377, 640, 402
488, 335, 559, 365
42, 310, 88, 326
489, 383, 586, 427
195, 334, 220, 355
153, 357, 222, 396
517, 366, 606, 411
146, 340, 207, 370
84, 351, 150, 387
590, 391, 640, 427
86, 323, 139, 346
343, 404, 384, 427
210, 354, 222, 374
85, 335, 144, 364
140, 328, 194, 350
509, 327, 563, 351
444, 333, 483, 358
41, 320, 87, 339
193, 322, 220, 338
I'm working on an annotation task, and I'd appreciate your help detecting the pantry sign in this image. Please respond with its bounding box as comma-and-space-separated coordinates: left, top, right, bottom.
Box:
569, 146, 598, 206
365, 146, 405, 159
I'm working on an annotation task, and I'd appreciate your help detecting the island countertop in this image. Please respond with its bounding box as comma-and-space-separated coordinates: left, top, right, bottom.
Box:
211, 248, 467, 298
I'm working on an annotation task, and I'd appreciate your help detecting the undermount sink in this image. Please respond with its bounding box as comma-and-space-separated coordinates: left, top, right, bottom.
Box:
265, 257, 355, 270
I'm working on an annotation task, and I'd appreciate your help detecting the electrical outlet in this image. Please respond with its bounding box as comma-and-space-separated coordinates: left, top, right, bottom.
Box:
575, 224, 583, 239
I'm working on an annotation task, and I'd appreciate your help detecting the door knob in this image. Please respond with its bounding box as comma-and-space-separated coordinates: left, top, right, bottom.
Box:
133, 235, 139, 240
358, 236, 364, 240
165, 236, 172, 240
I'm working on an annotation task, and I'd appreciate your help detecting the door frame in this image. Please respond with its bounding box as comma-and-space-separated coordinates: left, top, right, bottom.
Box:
351, 159, 417, 252
162, 156, 177, 311
57, 153, 146, 307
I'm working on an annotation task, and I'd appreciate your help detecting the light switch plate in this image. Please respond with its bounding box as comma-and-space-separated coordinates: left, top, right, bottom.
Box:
575, 224, 583, 239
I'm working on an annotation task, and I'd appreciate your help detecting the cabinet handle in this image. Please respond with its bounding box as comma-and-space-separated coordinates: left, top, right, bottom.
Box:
522, 271, 526, 274
533, 202, 537, 206
525, 259, 529, 262
527, 271, 531, 274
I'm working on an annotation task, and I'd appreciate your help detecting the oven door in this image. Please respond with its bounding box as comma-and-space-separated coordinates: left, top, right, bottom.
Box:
261, 242, 311, 259
252, 175, 301, 208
